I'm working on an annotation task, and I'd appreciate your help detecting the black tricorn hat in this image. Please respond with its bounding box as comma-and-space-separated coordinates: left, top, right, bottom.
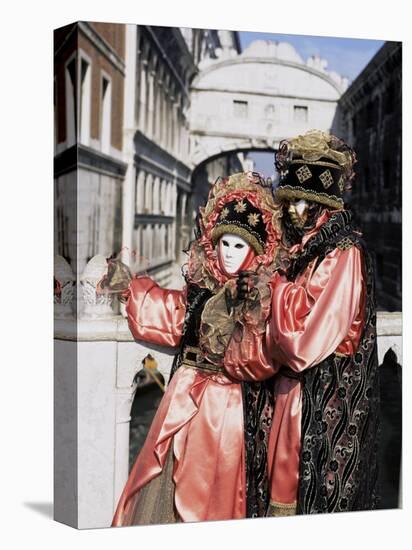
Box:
211, 198, 267, 255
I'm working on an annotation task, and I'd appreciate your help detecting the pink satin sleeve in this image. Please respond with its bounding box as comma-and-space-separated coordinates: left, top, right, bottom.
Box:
126, 276, 187, 348
266, 246, 364, 371
223, 323, 279, 382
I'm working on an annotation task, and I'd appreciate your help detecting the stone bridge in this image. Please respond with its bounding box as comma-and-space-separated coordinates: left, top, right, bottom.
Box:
189, 40, 349, 169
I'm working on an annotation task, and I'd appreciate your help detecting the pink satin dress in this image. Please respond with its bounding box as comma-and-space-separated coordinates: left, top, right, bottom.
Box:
112, 277, 276, 525
265, 211, 366, 513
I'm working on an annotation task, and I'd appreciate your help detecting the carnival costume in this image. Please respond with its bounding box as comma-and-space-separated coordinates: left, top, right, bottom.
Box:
266, 130, 380, 516
110, 172, 281, 525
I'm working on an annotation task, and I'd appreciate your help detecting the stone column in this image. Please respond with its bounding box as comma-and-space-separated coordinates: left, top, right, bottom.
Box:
144, 173, 153, 213
153, 177, 160, 214
135, 169, 145, 214
160, 179, 166, 215
152, 56, 159, 138
172, 100, 179, 155
138, 44, 149, 132
121, 24, 137, 264
147, 55, 156, 139
161, 224, 166, 260
148, 225, 153, 264
180, 192, 189, 260
171, 179, 177, 260
155, 66, 164, 142
167, 92, 174, 151
160, 90, 166, 148
161, 74, 170, 148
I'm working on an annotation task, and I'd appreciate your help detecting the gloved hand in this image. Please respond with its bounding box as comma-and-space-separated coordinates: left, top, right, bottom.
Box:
225, 270, 254, 315
96, 256, 132, 296
236, 270, 254, 301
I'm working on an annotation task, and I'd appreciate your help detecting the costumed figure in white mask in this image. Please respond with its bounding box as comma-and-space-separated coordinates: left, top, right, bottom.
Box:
103, 172, 281, 525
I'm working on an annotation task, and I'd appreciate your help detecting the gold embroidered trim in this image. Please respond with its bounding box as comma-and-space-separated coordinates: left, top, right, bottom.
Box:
295, 164, 312, 183
234, 199, 247, 213
290, 158, 342, 170
338, 175, 345, 192
220, 207, 229, 219
203, 173, 280, 227
267, 500, 297, 517
181, 359, 224, 373
319, 169, 334, 189
275, 186, 344, 210
336, 236, 354, 251
211, 224, 264, 255
181, 346, 224, 372
334, 352, 348, 358
248, 212, 260, 227
184, 345, 202, 354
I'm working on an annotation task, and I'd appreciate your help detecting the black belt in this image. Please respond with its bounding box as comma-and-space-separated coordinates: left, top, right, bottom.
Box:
181, 346, 224, 373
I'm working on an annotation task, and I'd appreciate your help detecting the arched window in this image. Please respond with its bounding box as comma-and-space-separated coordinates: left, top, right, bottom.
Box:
64, 55, 76, 147
79, 52, 91, 145
100, 72, 112, 154
138, 42, 149, 131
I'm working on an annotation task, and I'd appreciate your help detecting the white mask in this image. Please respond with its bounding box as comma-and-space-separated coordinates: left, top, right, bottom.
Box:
218, 233, 252, 274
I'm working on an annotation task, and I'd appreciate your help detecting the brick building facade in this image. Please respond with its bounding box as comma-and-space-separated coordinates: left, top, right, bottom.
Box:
54, 22, 127, 275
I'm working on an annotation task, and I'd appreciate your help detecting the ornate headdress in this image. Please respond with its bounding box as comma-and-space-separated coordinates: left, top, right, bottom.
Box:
186, 171, 281, 291
211, 197, 267, 255
274, 130, 357, 210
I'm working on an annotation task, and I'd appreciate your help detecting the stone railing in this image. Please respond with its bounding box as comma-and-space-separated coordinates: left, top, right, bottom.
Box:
54, 255, 402, 528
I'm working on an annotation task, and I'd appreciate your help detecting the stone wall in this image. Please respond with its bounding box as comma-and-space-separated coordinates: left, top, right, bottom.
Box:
339, 42, 402, 311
